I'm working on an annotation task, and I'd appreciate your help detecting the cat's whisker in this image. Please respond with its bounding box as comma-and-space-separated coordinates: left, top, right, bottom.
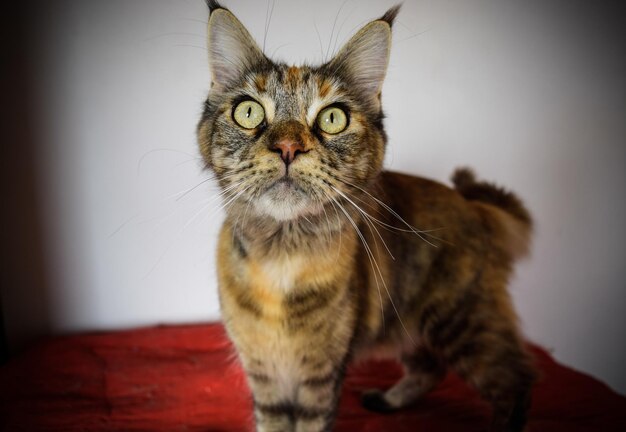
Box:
339, 178, 441, 248
313, 21, 325, 62
166, 169, 244, 204
151, 196, 213, 234
142, 191, 224, 280
137, 147, 202, 174
302, 214, 314, 227
170, 176, 217, 201
142, 32, 205, 42
326, 187, 416, 346
109, 173, 226, 238
331, 4, 357, 58
262, 0, 276, 55
233, 183, 260, 245
323, 190, 386, 336
314, 189, 335, 250
184, 180, 248, 228
344, 189, 450, 244
314, 185, 343, 260
172, 44, 208, 51
178, 17, 208, 26
327, 0, 350, 61
330, 185, 395, 261
143, 195, 221, 280
212, 182, 256, 219
172, 157, 205, 169
270, 43, 292, 59
396, 28, 432, 44
108, 212, 141, 238
326, 195, 344, 262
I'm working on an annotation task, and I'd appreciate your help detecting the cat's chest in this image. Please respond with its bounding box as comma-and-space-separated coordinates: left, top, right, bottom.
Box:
249, 254, 308, 293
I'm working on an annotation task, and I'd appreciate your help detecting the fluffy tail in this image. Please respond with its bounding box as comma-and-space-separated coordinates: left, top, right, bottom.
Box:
452, 167, 532, 259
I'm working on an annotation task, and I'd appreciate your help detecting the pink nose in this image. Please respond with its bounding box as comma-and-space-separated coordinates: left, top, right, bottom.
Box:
271, 139, 305, 165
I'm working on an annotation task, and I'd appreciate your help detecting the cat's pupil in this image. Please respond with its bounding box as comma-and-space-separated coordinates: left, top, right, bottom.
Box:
246, 106, 252, 118
330, 112, 335, 123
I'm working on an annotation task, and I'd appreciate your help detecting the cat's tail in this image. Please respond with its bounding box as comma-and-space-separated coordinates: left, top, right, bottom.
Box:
452, 167, 532, 259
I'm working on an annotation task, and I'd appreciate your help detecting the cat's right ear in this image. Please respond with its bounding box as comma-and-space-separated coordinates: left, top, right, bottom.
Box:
206, 1, 266, 92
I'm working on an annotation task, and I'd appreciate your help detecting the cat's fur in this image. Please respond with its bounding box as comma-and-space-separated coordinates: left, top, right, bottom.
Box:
197, 2, 536, 431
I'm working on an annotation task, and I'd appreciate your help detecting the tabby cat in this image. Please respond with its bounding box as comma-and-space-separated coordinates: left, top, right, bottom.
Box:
197, 1, 536, 431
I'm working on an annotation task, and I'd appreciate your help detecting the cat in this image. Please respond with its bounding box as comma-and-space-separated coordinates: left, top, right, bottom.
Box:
197, 1, 536, 431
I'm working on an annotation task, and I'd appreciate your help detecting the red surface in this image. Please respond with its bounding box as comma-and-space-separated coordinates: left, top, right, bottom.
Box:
1, 323, 625, 431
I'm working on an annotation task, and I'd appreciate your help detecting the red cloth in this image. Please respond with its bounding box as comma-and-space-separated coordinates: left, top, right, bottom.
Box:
1, 323, 624, 431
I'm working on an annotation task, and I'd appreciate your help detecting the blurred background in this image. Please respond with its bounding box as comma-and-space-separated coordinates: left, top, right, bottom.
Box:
1, 0, 624, 394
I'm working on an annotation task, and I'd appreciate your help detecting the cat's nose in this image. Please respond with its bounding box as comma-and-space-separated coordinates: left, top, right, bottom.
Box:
271, 139, 306, 165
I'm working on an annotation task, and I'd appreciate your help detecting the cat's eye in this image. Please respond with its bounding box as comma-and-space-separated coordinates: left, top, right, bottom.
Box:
317, 106, 348, 134
233, 100, 265, 129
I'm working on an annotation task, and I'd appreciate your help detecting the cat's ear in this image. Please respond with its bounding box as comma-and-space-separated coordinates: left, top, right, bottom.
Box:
327, 5, 400, 100
206, 1, 266, 91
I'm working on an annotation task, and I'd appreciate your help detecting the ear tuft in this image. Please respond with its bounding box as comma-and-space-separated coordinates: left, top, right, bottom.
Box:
380, 4, 402, 26
205, 0, 225, 13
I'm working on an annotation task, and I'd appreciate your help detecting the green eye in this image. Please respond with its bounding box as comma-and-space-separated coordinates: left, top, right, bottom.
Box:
233, 100, 265, 129
317, 106, 348, 134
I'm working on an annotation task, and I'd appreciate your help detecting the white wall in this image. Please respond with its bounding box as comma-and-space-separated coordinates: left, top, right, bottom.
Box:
6, 0, 624, 394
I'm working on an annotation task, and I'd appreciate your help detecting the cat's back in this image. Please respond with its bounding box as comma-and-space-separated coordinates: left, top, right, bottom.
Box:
375, 168, 532, 262
377, 170, 472, 229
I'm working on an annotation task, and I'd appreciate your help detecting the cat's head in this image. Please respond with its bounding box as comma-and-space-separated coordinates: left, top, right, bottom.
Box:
198, 1, 399, 221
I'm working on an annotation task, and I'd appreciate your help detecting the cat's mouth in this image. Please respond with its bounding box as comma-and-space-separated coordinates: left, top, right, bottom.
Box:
268, 176, 303, 196
253, 175, 318, 221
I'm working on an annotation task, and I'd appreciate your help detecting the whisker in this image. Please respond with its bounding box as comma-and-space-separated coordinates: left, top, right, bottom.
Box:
331, 4, 357, 57
172, 44, 207, 51
137, 148, 201, 174
330, 185, 395, 260
320, 181, 417, 346
271, 43, 291, 59
142, 32, 205, 42
171, 176, 216, 201
313, 21, 325, 62
108, 212, 141, 238
178, 18, 208, 25
320, 188, 386, 335
235, 183, 262, 244
326, 0, 350, 61
339, 178, 443, 247
312, 188, 334, 250
263, 0, 276, 54
338, 194, 415, 346
345, 190, 448, 241
142, 194, 220, 280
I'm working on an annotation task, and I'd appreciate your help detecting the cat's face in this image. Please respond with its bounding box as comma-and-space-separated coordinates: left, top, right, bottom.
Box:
198, 3, 398, 221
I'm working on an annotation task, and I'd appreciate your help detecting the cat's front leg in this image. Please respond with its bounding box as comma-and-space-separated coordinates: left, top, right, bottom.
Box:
293, 361, 344, 432
242, 353, 345, 432
242, 360, 296, 432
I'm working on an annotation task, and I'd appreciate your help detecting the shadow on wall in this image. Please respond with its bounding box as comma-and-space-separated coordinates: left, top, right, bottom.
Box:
0, 2, 55, 357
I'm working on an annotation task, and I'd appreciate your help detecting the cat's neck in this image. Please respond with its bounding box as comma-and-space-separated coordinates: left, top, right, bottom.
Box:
225, 199, 364, 259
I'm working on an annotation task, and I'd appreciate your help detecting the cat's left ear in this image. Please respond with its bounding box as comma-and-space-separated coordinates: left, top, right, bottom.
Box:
206, 1, 267, 92
326, 5, 400, 101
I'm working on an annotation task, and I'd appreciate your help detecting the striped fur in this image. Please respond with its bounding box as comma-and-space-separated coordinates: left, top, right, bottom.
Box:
197, 3, 535, 431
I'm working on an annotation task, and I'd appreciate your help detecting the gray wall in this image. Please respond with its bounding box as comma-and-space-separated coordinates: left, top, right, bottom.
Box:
2, 0, 624, 394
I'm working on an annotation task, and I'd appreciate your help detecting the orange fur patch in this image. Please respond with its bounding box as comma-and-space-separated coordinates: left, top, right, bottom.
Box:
319, 79, 332, 98
286, 66, 301, 88
254, 74, 267, 92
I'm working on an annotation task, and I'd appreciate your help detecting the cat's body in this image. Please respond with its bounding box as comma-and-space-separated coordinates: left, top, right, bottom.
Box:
198, 2, 535, 431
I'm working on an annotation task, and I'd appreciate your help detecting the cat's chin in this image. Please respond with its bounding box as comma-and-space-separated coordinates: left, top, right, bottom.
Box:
253, 179, 322, 221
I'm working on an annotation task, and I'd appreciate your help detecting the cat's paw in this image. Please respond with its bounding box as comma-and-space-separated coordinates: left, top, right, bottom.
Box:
360, 389, 396, 414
